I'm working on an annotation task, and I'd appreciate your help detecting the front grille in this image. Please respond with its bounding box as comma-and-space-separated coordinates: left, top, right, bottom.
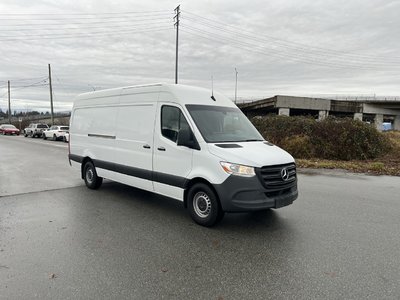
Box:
256, 163, 297, 191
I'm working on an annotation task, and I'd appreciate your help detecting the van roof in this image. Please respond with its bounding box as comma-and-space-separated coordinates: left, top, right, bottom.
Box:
74, 83, 236, 108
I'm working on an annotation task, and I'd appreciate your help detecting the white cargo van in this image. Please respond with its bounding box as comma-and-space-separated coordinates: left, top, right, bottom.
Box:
69, 83, 298, 226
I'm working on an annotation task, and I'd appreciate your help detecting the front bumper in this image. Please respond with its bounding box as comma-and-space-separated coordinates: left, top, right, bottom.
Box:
213, 174, 298, 212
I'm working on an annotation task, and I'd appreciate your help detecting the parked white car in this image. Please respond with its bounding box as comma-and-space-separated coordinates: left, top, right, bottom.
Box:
43, 125, 69, 141
63, 132, 69, 143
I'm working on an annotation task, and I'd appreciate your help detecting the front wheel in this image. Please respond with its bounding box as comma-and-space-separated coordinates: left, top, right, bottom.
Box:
187, 183, 224, 227
43, 133, 47, 140
83, 161, 103, 189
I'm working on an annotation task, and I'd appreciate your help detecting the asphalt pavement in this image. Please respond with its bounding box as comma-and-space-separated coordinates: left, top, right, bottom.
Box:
1, 134, 400, 299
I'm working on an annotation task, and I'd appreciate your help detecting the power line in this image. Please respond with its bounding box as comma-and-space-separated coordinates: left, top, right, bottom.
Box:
179, 25, 379, 70
0, 26, 170, 42
0, 16, 173, 27
0, 20, 171, 32
0, 10, 171, 16
11, 78, 49, 90
181, 15, 400, 66
182, 10, 400, 63
0, 12, 174, 21
1, 76, 48, 82
179, 17, 400, 69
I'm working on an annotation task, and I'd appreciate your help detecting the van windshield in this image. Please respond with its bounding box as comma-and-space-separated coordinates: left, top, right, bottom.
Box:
186, 105, 264, 143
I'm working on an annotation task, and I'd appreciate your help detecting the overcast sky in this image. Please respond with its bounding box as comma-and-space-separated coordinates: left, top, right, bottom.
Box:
0, 0, 399, 112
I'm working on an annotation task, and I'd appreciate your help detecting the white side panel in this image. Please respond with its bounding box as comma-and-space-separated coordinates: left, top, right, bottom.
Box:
114, 101, 157, 191
96, 168, 117, 180
70, 105, 117, 163
189, 141, 229, 185
153, 183, 184, 201
109, 172, 154, 193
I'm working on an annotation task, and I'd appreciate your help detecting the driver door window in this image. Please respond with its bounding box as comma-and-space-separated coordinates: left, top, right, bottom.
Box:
161, 105, 189, 143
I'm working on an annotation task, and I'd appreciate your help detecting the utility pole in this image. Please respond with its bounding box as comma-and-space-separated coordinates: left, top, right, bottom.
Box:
174, 5, 180, 84
7, 80, 11, 123
48, 63, 54, 125
234, 68, 238, 103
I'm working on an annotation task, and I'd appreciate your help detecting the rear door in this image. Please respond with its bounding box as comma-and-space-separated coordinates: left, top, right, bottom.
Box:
153, 103, 193, 200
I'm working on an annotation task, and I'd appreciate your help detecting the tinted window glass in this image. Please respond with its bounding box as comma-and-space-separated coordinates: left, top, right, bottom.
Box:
161, 106, 189, 142
38, 124, 48, 128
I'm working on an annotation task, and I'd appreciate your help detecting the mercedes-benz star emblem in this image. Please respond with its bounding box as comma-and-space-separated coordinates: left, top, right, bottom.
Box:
281, 168, 290, 181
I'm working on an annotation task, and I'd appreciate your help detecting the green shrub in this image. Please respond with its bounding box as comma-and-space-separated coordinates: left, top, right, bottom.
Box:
251, 115, 392, 161
281, 135, 315, 159
252, 115, 314, 144
311, 118, 391, 160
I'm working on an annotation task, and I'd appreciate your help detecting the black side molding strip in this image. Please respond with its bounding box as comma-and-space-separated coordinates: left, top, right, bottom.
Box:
94, 159, 153, 182
69, 154, 83, 163
69, 154, 186, 189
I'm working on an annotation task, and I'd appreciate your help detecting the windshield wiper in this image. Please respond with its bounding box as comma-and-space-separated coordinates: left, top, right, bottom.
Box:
240, 139, 264, 142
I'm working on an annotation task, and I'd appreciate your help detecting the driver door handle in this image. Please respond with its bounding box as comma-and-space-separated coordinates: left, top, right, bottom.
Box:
143, 144, 151, 149
157, 147, 166, 151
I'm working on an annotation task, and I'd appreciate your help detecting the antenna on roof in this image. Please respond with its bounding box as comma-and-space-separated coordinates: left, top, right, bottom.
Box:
211, 75, 216, 101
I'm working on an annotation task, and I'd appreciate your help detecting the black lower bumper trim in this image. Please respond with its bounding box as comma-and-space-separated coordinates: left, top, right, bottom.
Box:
213, 175, 298, 212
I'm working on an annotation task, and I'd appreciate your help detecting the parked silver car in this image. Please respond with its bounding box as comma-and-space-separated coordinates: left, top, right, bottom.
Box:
24, 123, 49, 138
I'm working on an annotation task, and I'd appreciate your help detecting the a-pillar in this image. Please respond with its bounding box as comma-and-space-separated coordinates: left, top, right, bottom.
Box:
394, 115, 400, 131
278, 108, 290, 116
354, 113, 363, 121
374, 114, 383, 131
318, 110, 328, 120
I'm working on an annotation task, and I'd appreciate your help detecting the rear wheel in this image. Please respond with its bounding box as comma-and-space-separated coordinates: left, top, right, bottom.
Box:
187, 183, 224, 227
83, 161, 103, 189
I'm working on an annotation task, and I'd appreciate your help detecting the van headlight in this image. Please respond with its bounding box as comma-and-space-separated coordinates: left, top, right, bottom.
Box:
220, 162, 255, 177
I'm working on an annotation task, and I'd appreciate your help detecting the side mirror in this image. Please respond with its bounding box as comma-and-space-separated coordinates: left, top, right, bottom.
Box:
177, 128, 200, 150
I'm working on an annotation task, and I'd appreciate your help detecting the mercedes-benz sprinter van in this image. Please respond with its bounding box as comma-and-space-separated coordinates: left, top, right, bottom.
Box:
69, 83, 298, 226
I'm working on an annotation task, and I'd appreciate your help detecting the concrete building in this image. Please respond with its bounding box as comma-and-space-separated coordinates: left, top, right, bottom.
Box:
238, 95, 400, 131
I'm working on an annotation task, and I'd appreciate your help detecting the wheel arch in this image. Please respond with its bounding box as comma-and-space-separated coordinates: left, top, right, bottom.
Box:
183, 177, 220, 209
80, 157, 93, 179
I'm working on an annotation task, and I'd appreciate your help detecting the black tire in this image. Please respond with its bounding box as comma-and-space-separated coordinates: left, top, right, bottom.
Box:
30, 131, 35, 138
52, 134, 57, 141
63, 136, 67, 143
187, 183, 224, 227
43, 133, 47, 140
24, 131, 28, 137
83, 161, 103, 189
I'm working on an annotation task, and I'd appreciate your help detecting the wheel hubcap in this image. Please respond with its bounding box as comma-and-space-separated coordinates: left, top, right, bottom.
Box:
86, 168, 94, 183
193, 192, 212, 218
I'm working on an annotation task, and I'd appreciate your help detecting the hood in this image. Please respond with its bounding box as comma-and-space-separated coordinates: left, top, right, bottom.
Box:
207, 141, 295, 168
